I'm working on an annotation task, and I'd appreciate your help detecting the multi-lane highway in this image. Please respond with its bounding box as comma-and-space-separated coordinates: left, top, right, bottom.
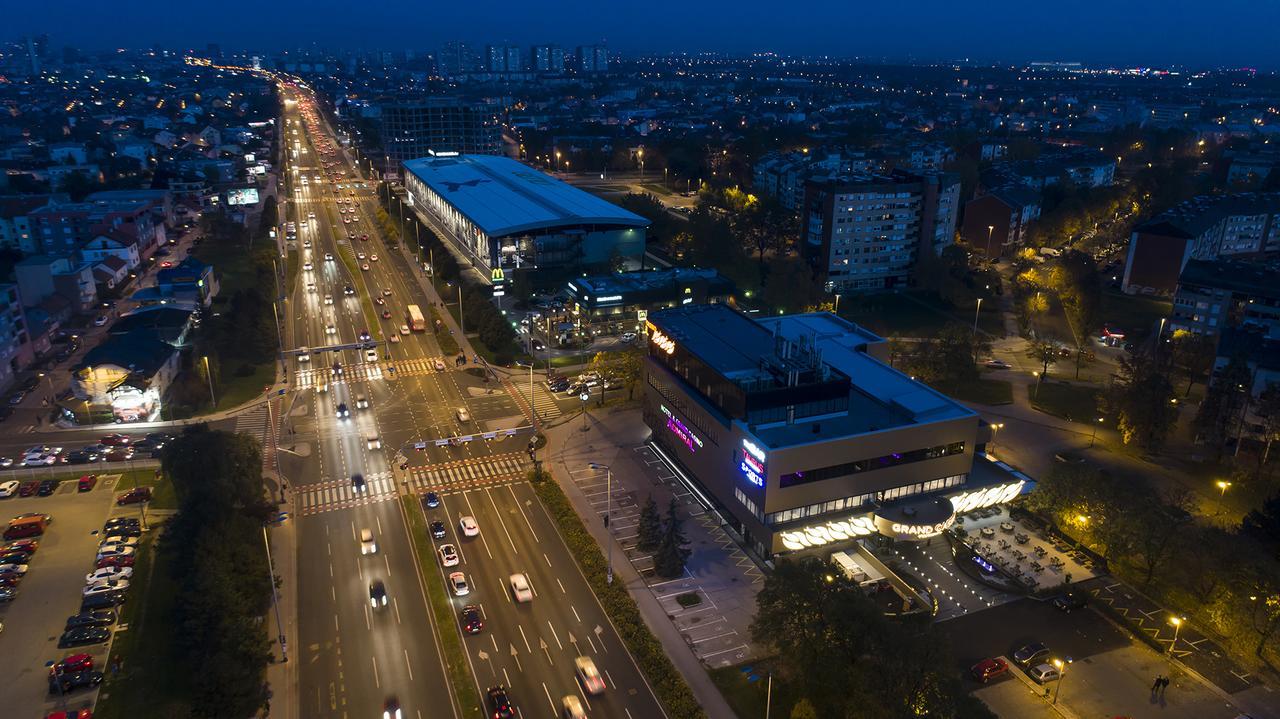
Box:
279, 82, 665, 719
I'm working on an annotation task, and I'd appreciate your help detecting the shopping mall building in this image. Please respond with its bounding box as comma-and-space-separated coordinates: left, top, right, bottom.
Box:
642, 304, 1029, 560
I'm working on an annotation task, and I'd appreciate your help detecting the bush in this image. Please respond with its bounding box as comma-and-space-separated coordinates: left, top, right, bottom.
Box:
530, 469, 706, 719
234, 363, 257, 377
676, 591, 702, 608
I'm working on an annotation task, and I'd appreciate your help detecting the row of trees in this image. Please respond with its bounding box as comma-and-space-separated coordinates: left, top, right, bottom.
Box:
1025, 462, 1280, 665
752, 557, 996, 719
160, 426, 277, 717
888, 324, 990, 388
637, 495, 692, 579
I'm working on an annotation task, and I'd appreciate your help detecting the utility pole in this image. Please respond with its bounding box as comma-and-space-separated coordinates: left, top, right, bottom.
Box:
588, 462, 613, 584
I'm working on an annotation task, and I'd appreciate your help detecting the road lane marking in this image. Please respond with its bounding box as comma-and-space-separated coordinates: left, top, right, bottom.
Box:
462, 491, 494, 559
486, 486, 519, 554
518, 624, 532, 653
541, 682, 556, 713
507, 483, 540, 542
557, 578, 566, 594
371, 654, 380, 688
571, 605, 581, 623
548, 621, 562, 650
404, 648, 413, 680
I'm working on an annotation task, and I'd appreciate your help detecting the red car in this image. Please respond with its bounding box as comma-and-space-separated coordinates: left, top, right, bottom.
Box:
970, 657, 1009, 684
100, 433, 131, 446
116, 486, 151, 505
96, 554, 134, 569
78, 475, 97, 492
360, 234, 369, 241
45, 708, 92, 719
17, 480, 39, 497
3, 539, 38, 554
104, 447, 134, 462
54, 653, 94, 674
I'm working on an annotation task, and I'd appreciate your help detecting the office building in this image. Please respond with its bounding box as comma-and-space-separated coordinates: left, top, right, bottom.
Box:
402, 154, 647, 288
1123, 193, 1280, 295
379, 98, 503, 164
564, 268, 736, 338
642, 304, 1024, 558
801, 169, 959, 292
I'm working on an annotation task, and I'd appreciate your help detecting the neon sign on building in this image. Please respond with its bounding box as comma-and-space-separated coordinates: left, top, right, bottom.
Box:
647, 323, 676, 354
660, 405, 703, 452
740, 438, 767, 487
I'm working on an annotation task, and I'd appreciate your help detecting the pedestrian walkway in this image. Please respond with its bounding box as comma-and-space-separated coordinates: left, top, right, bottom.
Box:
407, 452, 527, 493
504, 377, 564, 421
235, 403, 270, 443
296, 470, 396, 515
293, 356, 457, 388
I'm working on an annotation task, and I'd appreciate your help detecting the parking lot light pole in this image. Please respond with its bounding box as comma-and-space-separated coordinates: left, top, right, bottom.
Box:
1089, 417, 1104, 448
1052, 657, 1071, 704
1169, 616, 1185, 653
589, 462, 613, 584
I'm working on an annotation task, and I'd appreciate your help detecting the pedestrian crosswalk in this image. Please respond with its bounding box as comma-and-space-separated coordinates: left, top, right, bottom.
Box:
407, 452, 528, 492
293, 357, 452, 388
503, 377, 563, 420
296, 471, 396, 516
235, 404, 270, 443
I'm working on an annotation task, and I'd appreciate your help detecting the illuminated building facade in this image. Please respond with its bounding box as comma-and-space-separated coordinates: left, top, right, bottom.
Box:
642, 304, 1025, 559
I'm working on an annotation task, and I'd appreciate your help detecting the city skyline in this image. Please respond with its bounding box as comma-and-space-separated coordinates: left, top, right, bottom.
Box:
6, 0, 1280, 70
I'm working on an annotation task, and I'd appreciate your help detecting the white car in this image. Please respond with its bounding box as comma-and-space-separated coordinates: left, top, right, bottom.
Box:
325, 253, 334, 261
389, 334, 400, 344
509, 573, 533, 602
620, 331, 637, 343
370, 254, 378, 262
0, 480, 19, 498
326, 325, 337, 335
357, 252, 366, 260
438, 544, 459, 567
459, 515, 479, 537
298, 348, 311, 362
0, 562, 28, 575
434, 359, 447, 371
308, 211, 316, 218
399, 325, 410, 336
23, 452, 57, 466
455, 407, 471, 423
365, 349, 378, 363
83, 580, 128, 597
561, 696, 587, 719
303, 262, 313, 271
448, 571, 469, 596
361, 263, 370, 271
575, 655, 606, 695
86, 567, 133, 584
984, 359, 1012, 370
93, 315, 109, 327
96, 545, 135, 560
1028, 663, 1061, 684
100, 535, 139, 548
382, 288, 393, 297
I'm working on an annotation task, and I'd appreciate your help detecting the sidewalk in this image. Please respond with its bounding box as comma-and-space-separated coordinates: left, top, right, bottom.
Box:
543, 405, 741, 719
264, 468, 299, 719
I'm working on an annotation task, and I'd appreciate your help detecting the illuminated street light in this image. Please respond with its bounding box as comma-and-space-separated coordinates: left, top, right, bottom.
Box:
1169, 616, 1186, 653
1089, 417, 1104, 448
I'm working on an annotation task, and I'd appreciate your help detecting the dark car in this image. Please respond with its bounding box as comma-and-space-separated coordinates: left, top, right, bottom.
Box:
19, 376, 39, 392
65, 610, 115, 629
351, 474, 365, 493
79, 591, 125, 611
530, 339, 545, 352
1012, 642, 1050, 667
37, 479, 58, 496
104, 517, 140, 531
970, 657, 1009, 683
17, 481, 39, 497
3, 538, 38, 554
461, 605, 484, 634
57, 627, 110, 648
424, 492, 440, 509
369, 580, 388, 608
48, 669, 103, 693
429, 520, 447, 540
486, 686, 515, 719
102, 523, 140, 538
1052, 592, 1089, 612
0, 551, 32, 565
0, 575, 20, 588
95, 555, 134, 570
103, 447, 135, 462
64, 450, 99, 465
53, 653, 94, 673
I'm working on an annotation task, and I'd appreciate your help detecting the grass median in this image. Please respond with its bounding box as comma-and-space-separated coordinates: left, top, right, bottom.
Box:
399, 495, 483, 719
530, 469, 706, 719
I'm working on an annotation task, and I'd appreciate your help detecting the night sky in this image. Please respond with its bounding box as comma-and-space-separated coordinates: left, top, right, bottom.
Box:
8, 0, 1280, 69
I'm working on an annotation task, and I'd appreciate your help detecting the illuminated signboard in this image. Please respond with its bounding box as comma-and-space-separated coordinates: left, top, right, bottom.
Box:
874, 513, 956, 540
739, 438, 767, 487
648, 326, 676, 354
778, 480, 1026, 551
660, 405, 703, 452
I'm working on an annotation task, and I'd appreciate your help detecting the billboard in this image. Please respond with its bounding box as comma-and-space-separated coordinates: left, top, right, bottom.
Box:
226, 188, 260, 206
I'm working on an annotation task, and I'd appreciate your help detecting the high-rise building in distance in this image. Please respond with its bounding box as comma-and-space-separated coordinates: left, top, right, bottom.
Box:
379, 97, 503, 163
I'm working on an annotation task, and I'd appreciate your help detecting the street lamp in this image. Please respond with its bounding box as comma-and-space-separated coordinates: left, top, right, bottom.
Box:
1217, 480, 1231, 498
516, 361, 537, 432
1169, 615, 1186, 653
972, 297, 983, 360
580, 391, 590, 432
987, 225, 995, 255
1052, 657, 1072, 704
588, 462, 613, 584
989, 422, 1005, 451
1033, 371, 1042, 399
1089, 417, 1104, 448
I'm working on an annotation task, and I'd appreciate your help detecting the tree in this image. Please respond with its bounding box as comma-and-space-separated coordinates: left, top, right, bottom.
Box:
637, 495, 663, 552
653, 498, 691, 578
1129, 488, 1194, 584
1243, 495, 1280, 556
1107, 352, 1179, 452
58, 169, 98, 201
789, 699, 818, 719
1193, 354, 1252, 460
1170, 330, 1217, 396
1025, 339, 1060, 381
1256, 383, 1280, 475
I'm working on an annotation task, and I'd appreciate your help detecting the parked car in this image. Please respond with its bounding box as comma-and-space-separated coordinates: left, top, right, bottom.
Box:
970, 657, 1008, 683
94, 554, 135, 570
57, 627, 110, 648
48, 669, 103, 693
77, 475, 96, 492
86, 567, 133, 584
79, 589, 125, 610
83, 579, 129, 596
116, 487, 151, 505
1052, 592, 1089, 612
1028, 663, 1061, 684
65, 610, 116, 629
37, 480, 58, 496
1012, 642, 1050, 667
52, 653, 93, 674
0, 480, 19, 498
984, 359, 1011, 370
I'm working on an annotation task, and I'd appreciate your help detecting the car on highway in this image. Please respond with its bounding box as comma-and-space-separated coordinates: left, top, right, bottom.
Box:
381, 309, 392, 319
361, 263, 370, 271
360, 528, 377, 554
64, 450, 99, 465
49, 669, 103, 694
324, 294, 334, 305
389, 334, 400, 344
433, 359, 446, 371
370, 254, 378, 262
326, 324, 337, 335
116, 487, 151, 505
509, 573, 533, 602
44, 709, 94, 719
359, 330, 372, 342
100, 433, 132, 446
459, 515, 479, 537
374, 297, 385, 306
486, 686, 515, 719
424, 492, 440, 509
455, 407, 471, 423
561, 695, 587, 719
369, 580, 388, 608
303, 262, 313, 271
620, 331, 637, 343
1028, 663, 1061, 684
1012, 641, 1050, 667
65, 610, 115, 630
336, 402, 350, 419
448, 571, 469, 596
969, 657, 1008, 683
361, 234, 369, 241
351, 474, 366, 493
382, 288, 393, 297
438, 544, 459, 567
575, 655, 606, 694
382, 697, 402, 719
364, 349, 378, 363
104, 447, 135, 462
460, 605, 484, 634
325, 253, 334, 261
58, 627, 110, 648
345, 286, 355, 296
0, 480, 18, 498
93, 316, 109, 327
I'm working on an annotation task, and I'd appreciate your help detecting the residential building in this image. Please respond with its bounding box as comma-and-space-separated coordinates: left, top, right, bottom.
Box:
1123, 193, 1280, 295
379, 98, 503, 164
576, 45, 608, 73
14, 255, 98, 313
641, 304, 1023, 559
401, 154, 648, 288
81, 227, 144, 271
752, 150, 847, 210
71, 327, 183, 423
532, 45, 565, 73
0, 194, 58, 253
28, 197, 160, 257
0, 284, 29, 392
961, 186, 1042, 256
1168, 259, 1280, 339
801, 169, 960, 292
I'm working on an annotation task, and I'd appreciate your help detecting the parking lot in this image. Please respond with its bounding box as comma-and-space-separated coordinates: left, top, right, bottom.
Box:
0, 472, 151, 718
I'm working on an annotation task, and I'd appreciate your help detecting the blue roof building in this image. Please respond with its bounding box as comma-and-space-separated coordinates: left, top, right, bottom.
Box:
401, 154, 647, 289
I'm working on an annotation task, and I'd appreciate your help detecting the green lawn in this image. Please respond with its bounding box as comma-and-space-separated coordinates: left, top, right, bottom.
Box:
838, 291, 1003, 338
708, 658, 798, 719
1101, 290, 1171, 341
400, 496, 483, 718
639, 183, 674, 196
932, 378, 1014, 406
93, 535, 192, 718
1030, 380, 1105, 424
215, 363, 277, 412
117, 467, 178, 510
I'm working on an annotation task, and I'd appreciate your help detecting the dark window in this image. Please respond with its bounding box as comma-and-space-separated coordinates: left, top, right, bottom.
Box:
779, 442, 966, 489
